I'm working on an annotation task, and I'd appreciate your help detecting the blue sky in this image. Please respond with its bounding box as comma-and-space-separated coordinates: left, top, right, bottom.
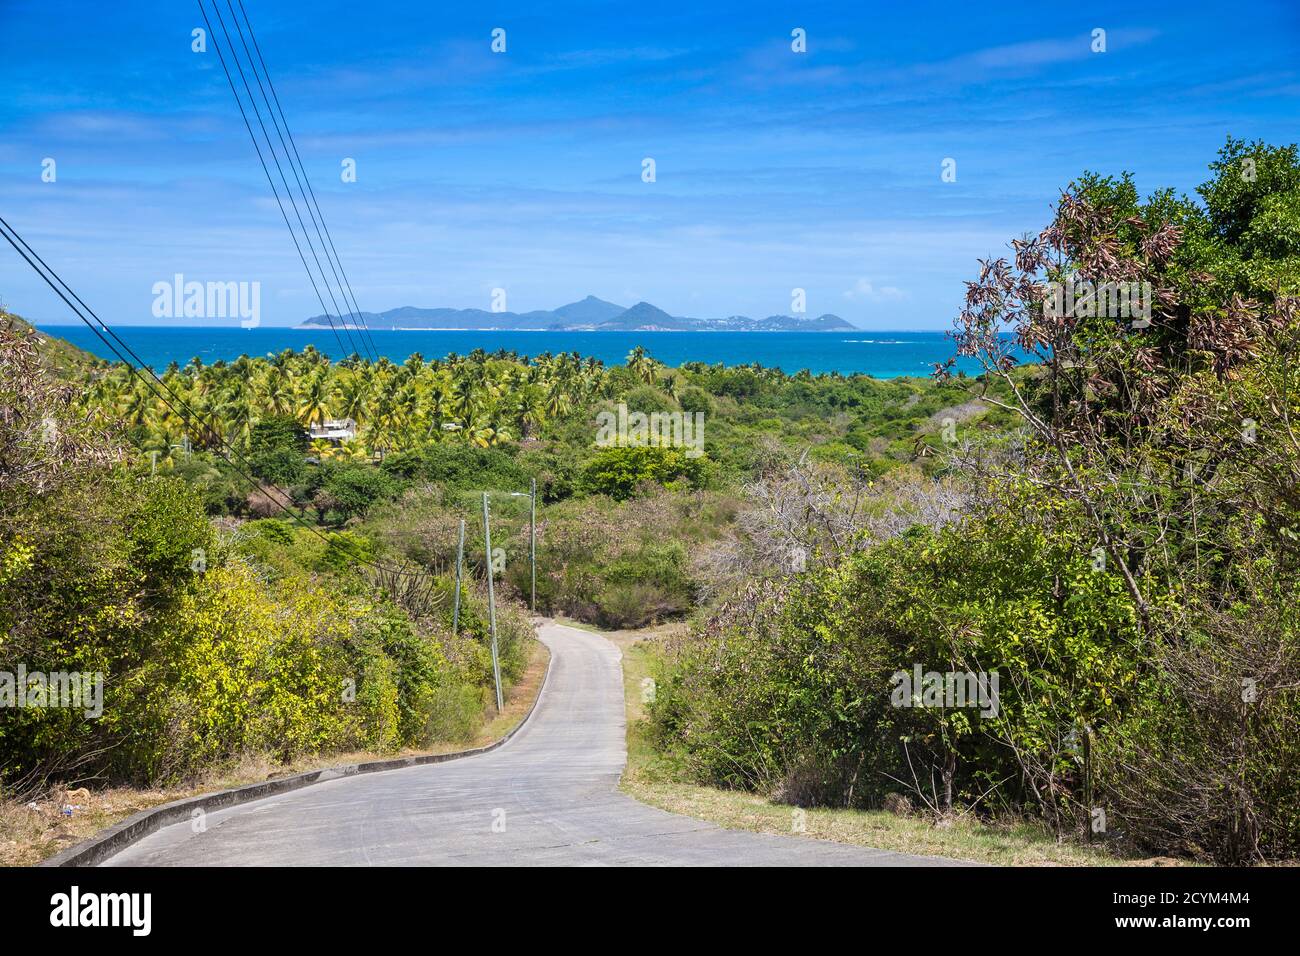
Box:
1, 0, 1297, 329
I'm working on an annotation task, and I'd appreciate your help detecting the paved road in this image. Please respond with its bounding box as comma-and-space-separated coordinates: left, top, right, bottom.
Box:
104, 622, 962, 866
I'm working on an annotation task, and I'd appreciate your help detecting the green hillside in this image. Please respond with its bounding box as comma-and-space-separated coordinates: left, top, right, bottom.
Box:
1, 308, 104, 376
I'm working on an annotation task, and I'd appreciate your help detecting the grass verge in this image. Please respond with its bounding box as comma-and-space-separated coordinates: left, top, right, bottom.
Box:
599, 621, 1182, 868
0, 636, 550, 867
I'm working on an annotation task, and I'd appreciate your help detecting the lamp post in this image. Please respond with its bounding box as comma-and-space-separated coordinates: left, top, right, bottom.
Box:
505, 480, 537, 613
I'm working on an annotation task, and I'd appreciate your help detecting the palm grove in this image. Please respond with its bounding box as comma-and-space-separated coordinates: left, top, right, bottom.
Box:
1, 137, 1297, 865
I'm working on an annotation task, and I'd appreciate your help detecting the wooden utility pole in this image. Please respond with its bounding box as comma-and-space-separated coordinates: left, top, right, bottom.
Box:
482, 493, 503, 712
530, 477, 537, 612
1083, 726, 1094, 844
452, 518, 465, 636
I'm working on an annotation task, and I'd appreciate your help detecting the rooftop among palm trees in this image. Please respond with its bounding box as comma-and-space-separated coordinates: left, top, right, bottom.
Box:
309, 418, 357, 442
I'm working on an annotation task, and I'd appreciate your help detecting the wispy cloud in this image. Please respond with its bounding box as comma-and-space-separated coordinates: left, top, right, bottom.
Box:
844, 279, 909, 303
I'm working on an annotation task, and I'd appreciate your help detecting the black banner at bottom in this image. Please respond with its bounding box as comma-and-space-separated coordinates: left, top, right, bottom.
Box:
0, 863, 1276, 941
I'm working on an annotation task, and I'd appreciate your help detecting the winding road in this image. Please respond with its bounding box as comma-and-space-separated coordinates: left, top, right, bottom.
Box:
103, 622, 960, 866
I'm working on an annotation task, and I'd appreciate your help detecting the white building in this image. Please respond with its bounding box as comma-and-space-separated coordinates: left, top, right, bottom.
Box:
309, 418, 356, 442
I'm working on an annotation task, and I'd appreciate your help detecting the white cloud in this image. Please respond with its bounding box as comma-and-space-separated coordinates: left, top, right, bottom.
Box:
843, 278, 908, 302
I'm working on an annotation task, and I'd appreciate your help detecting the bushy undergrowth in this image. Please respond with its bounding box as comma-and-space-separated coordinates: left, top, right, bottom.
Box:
0, 327, 533, 792
648, 138, 1300, 865
653, 498, 1300, 863
519, 490, 735, 628
1, 490, 531, 788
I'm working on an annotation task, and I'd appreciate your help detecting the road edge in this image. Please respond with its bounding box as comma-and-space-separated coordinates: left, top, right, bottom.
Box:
40, 630, 555, 868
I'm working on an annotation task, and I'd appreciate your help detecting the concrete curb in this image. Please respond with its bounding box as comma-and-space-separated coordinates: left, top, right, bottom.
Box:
40, 638, 554, 868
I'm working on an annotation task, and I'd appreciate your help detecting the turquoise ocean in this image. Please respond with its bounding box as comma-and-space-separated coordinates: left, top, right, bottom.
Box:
39, 326, 983, 378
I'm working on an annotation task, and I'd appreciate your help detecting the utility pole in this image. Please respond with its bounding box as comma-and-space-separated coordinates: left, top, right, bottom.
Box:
530, 477, 537, 613
452, 518, 465, 637
482, 493, 503, 713
1083, 725, 1094, 845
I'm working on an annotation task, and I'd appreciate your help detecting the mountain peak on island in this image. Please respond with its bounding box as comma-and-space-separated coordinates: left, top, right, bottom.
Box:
298, 298, 858, 332
602, 301, 681, 330
551, 295, 626, 324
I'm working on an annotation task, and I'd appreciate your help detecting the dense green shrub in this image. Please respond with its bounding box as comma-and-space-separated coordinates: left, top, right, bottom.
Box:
249, 447, 306, 486
594, 542, 693, 627
381, 445, 528, 492
579, 446, 710, 500
169, 454, 249, 515
619, 385, 676, 413
677, 385, 715, 416
248, 414, 308, 456
316, 463, 401, 522
0, 471, 213, 782
651, 507, 1146, 811
423, 684, 486, 742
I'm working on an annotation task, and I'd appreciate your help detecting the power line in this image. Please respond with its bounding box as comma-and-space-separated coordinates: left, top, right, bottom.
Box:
204, 0, 362, 361
197, 0, 360, 362
221, 0, 378, 364
0, 214, 423, 577
235, 0, 381, 361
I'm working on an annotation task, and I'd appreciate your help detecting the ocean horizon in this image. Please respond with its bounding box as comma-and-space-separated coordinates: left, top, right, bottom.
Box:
38, 325, 983, 378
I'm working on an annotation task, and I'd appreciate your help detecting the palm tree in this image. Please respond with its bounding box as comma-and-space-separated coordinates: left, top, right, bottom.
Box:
401, 353, 425, 379
259, 366, 293, 416
444, 376, 471, 424
515, 383, 547, 440
332, 370, 370, 425
545, 380, 571, 418
308, 437, 339, 460
392, 382, 421, 446
297, 371, 330, 428
626, 346, 654, 384
218, 388, 253, 446
662, 372, 680, 402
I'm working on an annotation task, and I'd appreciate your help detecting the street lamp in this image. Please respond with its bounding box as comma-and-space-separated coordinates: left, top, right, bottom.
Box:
504, 477, 537, 612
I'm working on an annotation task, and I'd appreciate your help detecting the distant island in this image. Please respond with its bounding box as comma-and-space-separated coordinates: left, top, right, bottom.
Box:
296, 296, 857, 332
